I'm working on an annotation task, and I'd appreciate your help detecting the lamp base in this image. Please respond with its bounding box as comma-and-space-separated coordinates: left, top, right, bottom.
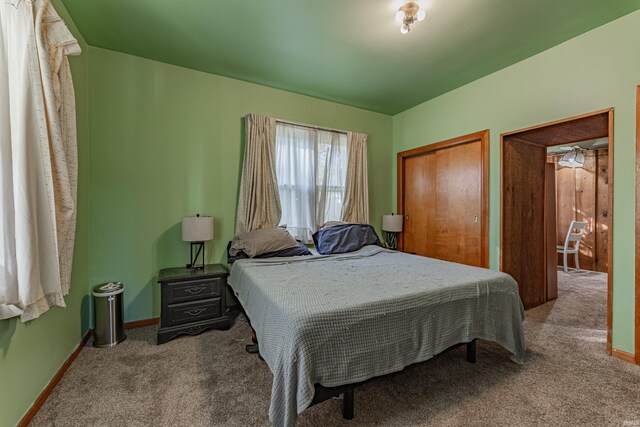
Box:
384, 232, 398, 250
187, 241, 205, 270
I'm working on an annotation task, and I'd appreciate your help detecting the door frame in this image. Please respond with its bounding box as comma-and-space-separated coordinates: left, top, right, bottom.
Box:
635, 85, 640, 365
500, 108, 614, 355
397, 130, 490, 267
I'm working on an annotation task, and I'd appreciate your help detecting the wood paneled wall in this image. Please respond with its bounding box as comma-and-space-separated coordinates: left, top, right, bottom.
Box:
548, 149, 608, 272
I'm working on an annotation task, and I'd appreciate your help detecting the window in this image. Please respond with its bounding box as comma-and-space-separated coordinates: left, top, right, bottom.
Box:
275, 122, 348, 242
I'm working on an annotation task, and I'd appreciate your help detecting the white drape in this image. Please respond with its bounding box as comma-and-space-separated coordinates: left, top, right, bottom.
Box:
236, 113, 281, 234
341, 131, 369, 224
276, 123, 347, 242
0, 0, 80, 321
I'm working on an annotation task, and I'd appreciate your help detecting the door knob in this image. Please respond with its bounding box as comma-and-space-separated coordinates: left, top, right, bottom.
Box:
473, 215, 478, 224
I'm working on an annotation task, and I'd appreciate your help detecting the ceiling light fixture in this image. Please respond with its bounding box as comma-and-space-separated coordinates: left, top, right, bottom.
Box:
395, 2, 426, 34
558, 147, 585, 168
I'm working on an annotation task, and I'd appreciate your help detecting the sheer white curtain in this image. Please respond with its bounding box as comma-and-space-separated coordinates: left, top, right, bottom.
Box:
276, 123, 347, 242
0, 0, 80, 321
316, 129, 348, 225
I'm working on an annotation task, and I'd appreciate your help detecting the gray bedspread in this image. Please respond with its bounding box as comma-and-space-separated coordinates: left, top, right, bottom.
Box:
228, 246, 525, 426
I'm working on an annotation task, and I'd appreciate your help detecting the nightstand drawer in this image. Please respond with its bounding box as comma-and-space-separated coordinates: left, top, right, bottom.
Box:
166, 278, 223, 304
166, 299, 220, 326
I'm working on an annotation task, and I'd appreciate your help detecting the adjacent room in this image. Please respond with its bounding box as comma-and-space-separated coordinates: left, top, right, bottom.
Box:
547, 138, 610, 333
1, 1, 639, 426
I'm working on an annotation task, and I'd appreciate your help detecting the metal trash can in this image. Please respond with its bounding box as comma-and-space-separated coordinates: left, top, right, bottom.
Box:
92, 282, 127, 348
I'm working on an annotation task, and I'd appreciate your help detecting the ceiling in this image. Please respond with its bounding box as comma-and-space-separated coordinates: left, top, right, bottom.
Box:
547, 138, 609, 155
62, 0, 640, 115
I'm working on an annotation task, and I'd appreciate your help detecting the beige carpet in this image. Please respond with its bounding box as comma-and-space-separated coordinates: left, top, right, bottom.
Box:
32, 271, 639, 426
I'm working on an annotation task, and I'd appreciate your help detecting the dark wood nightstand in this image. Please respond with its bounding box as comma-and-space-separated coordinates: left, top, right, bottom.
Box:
157, 264, 229, 345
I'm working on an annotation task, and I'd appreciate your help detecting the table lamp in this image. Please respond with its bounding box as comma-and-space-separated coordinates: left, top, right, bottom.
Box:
382, 214, 403, 250
182, 214, 213, 270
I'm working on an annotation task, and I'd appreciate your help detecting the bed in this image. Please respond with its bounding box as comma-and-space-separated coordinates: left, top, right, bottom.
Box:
228, 245, 525, 426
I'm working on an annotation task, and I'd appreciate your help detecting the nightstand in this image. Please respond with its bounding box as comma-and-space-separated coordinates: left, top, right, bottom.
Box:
157, 264, 229, 344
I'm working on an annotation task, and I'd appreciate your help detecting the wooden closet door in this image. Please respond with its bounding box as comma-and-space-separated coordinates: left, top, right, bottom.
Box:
401, 140, 483, 267
403, 153, 436, 256
434, 141, 483, 266
398, 130, 489, 267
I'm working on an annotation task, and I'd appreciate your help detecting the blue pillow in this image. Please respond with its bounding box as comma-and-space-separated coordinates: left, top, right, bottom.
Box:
312, 224, 381, 255
227, 240, 312, 263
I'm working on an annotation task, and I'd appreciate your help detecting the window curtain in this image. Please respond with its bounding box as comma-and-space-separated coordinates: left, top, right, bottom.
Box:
0, 0, 81, 321
341, 131, 369, 224
276, 123, 347, 242
236, 113, 281, 234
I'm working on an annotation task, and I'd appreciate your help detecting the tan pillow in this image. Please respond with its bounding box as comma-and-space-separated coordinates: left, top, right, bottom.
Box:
230, 227, 299, 258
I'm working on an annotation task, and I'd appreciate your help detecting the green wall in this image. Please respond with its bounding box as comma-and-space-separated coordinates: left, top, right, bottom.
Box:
87, 47, 393, 322
3, 6, 638, 426
393, 10, 640, 353
0, 2, 91, 426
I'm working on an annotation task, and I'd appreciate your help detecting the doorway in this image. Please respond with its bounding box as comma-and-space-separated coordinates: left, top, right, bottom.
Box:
397, 130, 489, 268
501, 109, 613, 354
547, 141, 609, 272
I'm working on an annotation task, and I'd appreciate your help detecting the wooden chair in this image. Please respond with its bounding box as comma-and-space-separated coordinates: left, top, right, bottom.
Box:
556, 220, 588, 273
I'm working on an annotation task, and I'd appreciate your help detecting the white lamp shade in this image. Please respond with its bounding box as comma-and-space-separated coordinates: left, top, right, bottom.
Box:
382, 214, 403, 232
182, 216, 213, 242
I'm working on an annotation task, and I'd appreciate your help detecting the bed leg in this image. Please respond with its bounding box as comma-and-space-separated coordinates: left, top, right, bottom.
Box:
342, 389, 354, 420
466, 339, 477, 363
245, 342, 259, 353
245, 328, 260, 354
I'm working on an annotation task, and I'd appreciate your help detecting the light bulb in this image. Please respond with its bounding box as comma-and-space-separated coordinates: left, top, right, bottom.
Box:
417, 9, 426, 21
400, 24, 409, 34
395, 10, 405, 23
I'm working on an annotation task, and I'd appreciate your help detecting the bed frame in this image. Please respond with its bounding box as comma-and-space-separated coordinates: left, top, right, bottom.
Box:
309, 339, 476, 419
242, 315, 477, 420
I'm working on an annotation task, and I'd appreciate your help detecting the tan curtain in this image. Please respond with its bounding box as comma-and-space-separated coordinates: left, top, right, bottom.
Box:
0, 0, 80, 321
341, 132, 369, 224
40, 0, 81, 298
235, 114, 281, 234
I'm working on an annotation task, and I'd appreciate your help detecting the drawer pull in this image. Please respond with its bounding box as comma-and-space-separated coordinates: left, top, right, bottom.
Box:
185, 286, 205, 295
185, 308, 206, 316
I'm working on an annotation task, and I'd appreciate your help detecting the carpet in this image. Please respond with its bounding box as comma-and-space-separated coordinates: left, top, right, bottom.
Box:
31, 271, 639, 426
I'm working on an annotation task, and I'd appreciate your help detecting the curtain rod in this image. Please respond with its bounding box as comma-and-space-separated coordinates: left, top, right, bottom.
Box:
274, 117, 349, 135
